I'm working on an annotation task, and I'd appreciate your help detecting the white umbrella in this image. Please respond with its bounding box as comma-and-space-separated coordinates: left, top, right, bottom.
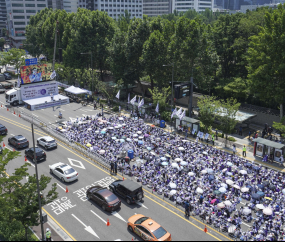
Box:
282, 189, 285, 195
241, 187, 249, 193
239, 170, 247, 175
256, 204, 265, 210
108, 127, 114, 130
169, 190, 177, 196
243, 208, 252, 215
137, 131, 142, 134
222, 168, 227, 172
111, 136, 117, 140
178, 147, 185, 151
196, 187, 203, 194
156, 138, 161, 141
226, 179, 234, 186
171, 163, 179, 168
263, 207, 273, 216
219, 187, 227, 193
224, 200, 232, 206
174, 158, 182, 163
118, 117, 124, 121
133, 134, 138, 137
233, 185, 240, 190
99, 150, 105, 154
180, 161, 188, 166
220, 183, 228, 188
95, 130, 100, 134
201, 170, 207, 174
87, 128, 92, 131
114, 126, 119, 129
138, 136, 144, 139
126, 138, 132, 142
160, 157, 167, 161
188, 172, 195, 176
169, 183, 177, 189
227, 162, 233, 166
207, 169, 214, 174
217, 202, 225, 209
117, 125, 122, 128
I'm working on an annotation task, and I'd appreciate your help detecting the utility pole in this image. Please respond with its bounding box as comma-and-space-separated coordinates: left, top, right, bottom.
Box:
31, 123, 45, 241
52, 21, 58, 72
188, 68, 194, 118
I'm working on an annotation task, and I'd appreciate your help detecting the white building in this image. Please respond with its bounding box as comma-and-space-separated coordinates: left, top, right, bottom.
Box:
143, 0, 172, 17
173, 0, 214, 13
240, 2, 284, 13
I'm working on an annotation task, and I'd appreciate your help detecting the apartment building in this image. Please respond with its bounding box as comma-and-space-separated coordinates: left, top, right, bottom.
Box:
0, 0, 6, 36
173, 0, 214, 13
143, 0, 172, 17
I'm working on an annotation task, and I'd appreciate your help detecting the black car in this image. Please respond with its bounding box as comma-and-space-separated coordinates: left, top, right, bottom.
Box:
0, 124, 7, 135
0, 146, 2, 154
109, 180, 144, 205
3, 72, 12, 80
25, 147, 46, 162
8, 135, 29, 149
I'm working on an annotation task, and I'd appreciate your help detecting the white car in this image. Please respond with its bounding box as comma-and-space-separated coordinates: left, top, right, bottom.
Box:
37, 136, 57, 150
49, 163, 78, 183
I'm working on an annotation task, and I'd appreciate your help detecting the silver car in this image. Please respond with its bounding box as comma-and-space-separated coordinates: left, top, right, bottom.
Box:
37, 136, 57, 150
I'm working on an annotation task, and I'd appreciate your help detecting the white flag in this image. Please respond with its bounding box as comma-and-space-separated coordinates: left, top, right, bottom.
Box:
138, 98, 144, 108
176, 107, 182, 117
130, 95, 136, 105
50, 70, 56, 80
115, 90, 120, 99
138, 97, 140, 104
171, 108, 177, 119
179, 110, 186, 121
128, 93, 130, 103
155, 102, 159, 113
17, 76, 20, 88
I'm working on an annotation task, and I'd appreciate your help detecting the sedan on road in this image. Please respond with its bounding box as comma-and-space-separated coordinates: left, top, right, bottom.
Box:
3, 72, 12, 80
37, 136, 57, 150
128, 214, 171, 241
49, 163, 78, 183
25, 147, 46, 162
86, 185, 121, 212
8, 135, 29, 149
0, 124, 7, 135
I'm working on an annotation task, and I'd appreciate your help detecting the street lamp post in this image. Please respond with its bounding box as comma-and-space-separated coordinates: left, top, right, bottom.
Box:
188, 68, 194, 118
80, 52, 93, 93
163, 63, 174, 132
31, 123, 45, 241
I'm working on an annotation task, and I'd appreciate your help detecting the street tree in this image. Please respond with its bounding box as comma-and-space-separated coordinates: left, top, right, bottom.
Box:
0, 141, 58, 241
247, 3, 285, 119
216, 98, 240, 147
197, 96, 218, 133
4, 48, 26, 75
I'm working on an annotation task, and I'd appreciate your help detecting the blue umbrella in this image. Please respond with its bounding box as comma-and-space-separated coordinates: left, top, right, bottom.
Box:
209, 175, 215, 181
257, 184, 264, 190
257, 191, 265, 197
246, 162, 252, 167
101, 130, 106, 134
120, 139, 125, 143
147, 147, 152, 151
253, 166, 260, 170
138, 140, 144, 145
246, 185, 253, 190
161, 162, 168, 166
226, 172, 233, 176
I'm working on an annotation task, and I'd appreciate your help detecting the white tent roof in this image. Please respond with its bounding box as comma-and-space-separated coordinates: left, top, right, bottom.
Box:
65, 86, 88, 95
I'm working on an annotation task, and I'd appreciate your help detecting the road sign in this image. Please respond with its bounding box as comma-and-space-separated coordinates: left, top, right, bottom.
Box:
25, 58, 37, 66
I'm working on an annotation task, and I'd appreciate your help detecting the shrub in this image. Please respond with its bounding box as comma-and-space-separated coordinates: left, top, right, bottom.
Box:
112, 106, 119, 112
228, 137, 236, 142
161, 111, 171, 122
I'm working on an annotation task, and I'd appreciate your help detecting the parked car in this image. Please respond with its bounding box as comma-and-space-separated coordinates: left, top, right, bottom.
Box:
0, 85, 5, 93
0, 124, 7, 135
49, 162, 78, 183
87, 185, 121, 212
128, 214, 172, 241
37, 136, 57, 150
8, 135, 29, 149
25, 147, 46, 162
109, 180, 144, 205
3, 72, 12, 80
0, 145, 3, 154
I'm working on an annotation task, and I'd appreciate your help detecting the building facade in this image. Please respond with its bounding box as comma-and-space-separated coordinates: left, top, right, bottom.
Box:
173, 0, 214, 13
0, 0, 6, 36
240, 2, 285, 13
143, 0, 172, 17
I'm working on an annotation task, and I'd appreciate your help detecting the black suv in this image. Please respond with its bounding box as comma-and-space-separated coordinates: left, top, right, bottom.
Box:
109, 180, 144, 205
25, 147, 46, 162
8, 135, 29, 149
0, 124, 7, 135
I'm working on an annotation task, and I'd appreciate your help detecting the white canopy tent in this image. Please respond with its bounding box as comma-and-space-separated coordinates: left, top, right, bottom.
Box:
65, 86, 89, 95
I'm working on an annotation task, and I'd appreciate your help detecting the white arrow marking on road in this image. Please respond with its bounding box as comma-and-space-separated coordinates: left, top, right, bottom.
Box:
56, 183, 66, 191
68, 158, 85, 169
111, 211, 126, 223
90, 210, 107, 224
71, 214, 99, 238
136, 202, 148, 209
26, 161, 35, 168
242, 222, 251, 227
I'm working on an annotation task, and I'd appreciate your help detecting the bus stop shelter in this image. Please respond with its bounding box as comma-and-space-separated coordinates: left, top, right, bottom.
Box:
253, 137, 285, 163
173, 115, 200, 133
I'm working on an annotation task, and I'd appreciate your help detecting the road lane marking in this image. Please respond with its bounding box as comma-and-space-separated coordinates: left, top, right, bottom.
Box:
0, 116, 230, 241
242, 222, 251, 227
56, 183, 66, 191
136, 201, 148, 209
111, 212, 126, 223
90, 210, 107, 224
68, 158, 85, 169
71, 214, 99, 238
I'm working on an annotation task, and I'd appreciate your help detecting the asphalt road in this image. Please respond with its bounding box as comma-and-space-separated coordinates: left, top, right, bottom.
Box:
0, 94, 234, 241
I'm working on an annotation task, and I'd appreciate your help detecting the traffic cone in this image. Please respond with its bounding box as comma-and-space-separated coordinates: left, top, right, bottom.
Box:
132, 238, 134, 241
19, 113, 21, 117
204, 225, 208, 233
3, 142, 5, 147
106, 219, 110, 226
13, 148, 15, 152
25, 156, 27, 162
7, 108, 8, 111
123, 176, 124, 181
14, 111, 15, 115
66, 187, 69, 193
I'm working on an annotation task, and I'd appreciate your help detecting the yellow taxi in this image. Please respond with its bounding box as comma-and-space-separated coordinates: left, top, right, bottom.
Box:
127, 214, 171, 241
